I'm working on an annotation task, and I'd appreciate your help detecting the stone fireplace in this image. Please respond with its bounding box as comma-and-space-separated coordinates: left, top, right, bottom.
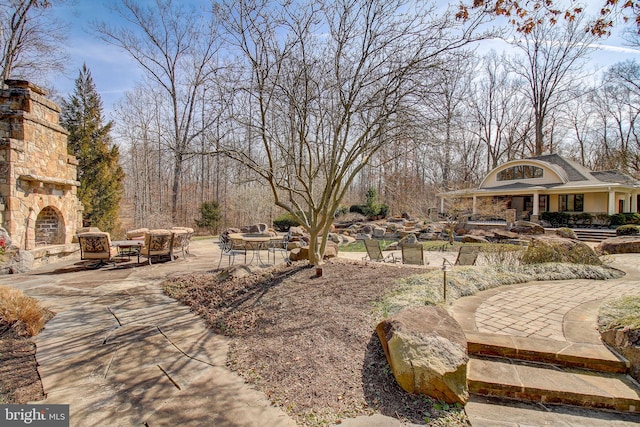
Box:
0, 80, 83, 250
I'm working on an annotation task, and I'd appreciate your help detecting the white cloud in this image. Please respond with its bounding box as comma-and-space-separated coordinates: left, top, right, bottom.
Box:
588, 43, 640, 55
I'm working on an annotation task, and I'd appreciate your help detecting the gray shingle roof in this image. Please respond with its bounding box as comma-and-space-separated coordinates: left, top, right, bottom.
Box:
530, 154, 589, 182
591, 170, 639, 185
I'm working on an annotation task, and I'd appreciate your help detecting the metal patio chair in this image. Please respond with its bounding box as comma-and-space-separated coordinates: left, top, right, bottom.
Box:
401, 243, 426, 266
363, 238, 398, 263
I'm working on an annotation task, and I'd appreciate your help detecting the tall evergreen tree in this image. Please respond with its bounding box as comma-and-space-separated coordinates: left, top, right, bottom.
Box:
61, 64, 124, 233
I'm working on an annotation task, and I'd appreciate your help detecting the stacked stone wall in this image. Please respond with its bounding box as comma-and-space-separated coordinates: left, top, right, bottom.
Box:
0, 80, 82, 250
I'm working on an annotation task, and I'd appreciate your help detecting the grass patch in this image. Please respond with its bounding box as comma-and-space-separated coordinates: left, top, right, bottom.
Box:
339, 239, 397, 252
0, 286, 54, 337
599, 296, 640, 331
340, 240, 521, 253
377, 263, 624, 317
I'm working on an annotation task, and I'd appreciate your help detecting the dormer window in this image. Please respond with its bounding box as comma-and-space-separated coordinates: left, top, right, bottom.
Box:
497, 165, 543, 181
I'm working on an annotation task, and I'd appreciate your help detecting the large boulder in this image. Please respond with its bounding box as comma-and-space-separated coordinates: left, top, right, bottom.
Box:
462, 235, 489, 244
361, 224, 374, 235
289, 226, 307, 237
597, 236, 640, 254
243, 223, 268, 234
509, 220, 545, 235
0, 249, 34, 274
288, 242, 339, 261
601, 327, 640, 383
491, 229, 521, 241
398, 234, 418, 245
372, 227, 386, 238
376, 306, 469, 405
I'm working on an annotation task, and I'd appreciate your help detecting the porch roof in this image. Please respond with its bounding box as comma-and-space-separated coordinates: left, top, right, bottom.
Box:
440, 154, 640, 199
439, 180, 640, 198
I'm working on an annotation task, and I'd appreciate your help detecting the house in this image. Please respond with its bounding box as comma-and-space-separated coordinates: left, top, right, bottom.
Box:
438, 154, 640, 222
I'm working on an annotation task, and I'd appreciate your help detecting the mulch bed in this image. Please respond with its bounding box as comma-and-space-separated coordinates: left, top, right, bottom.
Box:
0, 330, 45, 404
163, 258, 468, 426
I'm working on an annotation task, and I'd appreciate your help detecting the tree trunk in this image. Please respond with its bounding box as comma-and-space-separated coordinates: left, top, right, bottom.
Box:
171, 152, 183, 223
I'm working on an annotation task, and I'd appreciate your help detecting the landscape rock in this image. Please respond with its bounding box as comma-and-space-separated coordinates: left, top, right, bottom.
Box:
0, 249, 34, 274
509, 220, 545, 235
289, 226, 307, 237
372, 227, 386, 238
462, 235, 489, 244
601, 327, 640, 382
418, 233, 438, 241
555, 227, 577, 239
397, 230, 417, 239
376, 306, 469, 405
492, 229, 521, 241
597, 236, 640, 254
399, 234, 418, 245
0, 227, 12, 247
243, 223, 268, 233
289, 242, 339, 261
361, 224, 374, 235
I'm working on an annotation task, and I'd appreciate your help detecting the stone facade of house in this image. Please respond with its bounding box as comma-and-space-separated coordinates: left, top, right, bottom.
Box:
0, 80, 82, 250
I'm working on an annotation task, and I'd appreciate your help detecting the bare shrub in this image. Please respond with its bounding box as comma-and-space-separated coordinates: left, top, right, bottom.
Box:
0, 286, 53, 337
480, 244, 524, 269
521, 240, 602, 265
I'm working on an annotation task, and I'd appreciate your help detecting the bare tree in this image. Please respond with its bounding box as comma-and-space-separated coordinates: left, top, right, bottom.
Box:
590, 60, 640, 176
217, 0, 492, 265
419, 54, 475, 190
96, 0, 223, 223
470, 51, 532, 170
508, 13, 596, 155
0, 0, 68, 84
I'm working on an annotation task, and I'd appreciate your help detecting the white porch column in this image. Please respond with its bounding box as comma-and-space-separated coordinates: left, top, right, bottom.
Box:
632, 192, 638, 213
472, 195, 477, 215
532, 191, 539, 216
608, 190, 616, 215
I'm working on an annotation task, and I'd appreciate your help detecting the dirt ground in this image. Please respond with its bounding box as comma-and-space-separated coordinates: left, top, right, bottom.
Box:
164, 258, 467, 426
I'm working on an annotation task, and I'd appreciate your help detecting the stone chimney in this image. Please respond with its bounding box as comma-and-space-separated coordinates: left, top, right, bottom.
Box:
0, 80, 83, 250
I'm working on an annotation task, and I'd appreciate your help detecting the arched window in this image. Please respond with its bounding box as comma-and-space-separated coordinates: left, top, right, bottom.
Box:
497, 165, 543, 181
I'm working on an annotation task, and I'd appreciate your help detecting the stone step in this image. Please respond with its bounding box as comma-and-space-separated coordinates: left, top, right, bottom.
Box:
466, 332, 628, 374
465, 395, 640, 426
468, 356, 640, 413
574, 229, 616, 242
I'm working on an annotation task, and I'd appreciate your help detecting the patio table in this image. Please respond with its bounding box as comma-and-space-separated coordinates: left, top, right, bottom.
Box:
227, 233, 283, 265
111, 240, 144, 263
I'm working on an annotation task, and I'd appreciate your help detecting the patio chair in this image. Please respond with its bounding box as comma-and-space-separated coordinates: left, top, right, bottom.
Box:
77, 232, 117, 268
171, 229, 189, 259
171, 227, 194, 254
267, 232, 290, 264
140, 229, 174, 265
401, 243, 426, 266
455, 245, 480, 266
125, 228, 148, 241
217, 234, 247, 268
363, 239, 398, 263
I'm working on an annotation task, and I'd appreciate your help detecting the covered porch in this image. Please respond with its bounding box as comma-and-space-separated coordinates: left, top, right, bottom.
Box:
439, 185, 640, 222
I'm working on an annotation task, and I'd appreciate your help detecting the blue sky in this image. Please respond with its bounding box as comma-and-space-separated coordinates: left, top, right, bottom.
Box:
51, 0, 145, 115
50, 0, 640, 118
